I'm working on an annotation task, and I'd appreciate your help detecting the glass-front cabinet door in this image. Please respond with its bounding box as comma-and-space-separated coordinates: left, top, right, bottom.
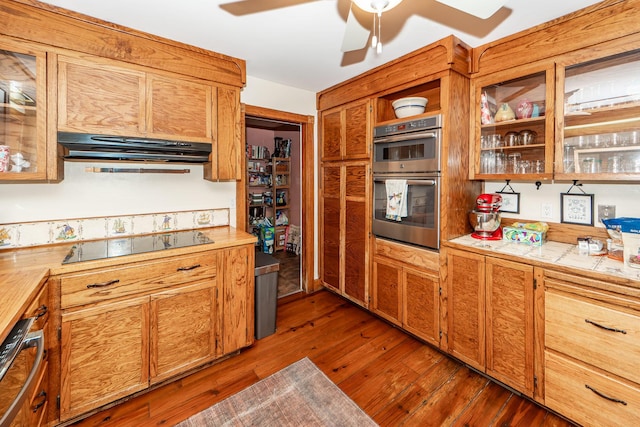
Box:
557, 49, 640, 180
471, 63, 555, 180
0, 40, 47, 181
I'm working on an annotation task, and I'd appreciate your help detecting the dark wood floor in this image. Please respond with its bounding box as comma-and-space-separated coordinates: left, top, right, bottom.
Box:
72, 290, 576, 427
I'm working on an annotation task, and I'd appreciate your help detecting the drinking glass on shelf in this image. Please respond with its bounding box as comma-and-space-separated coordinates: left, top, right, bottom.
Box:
534, 160, 545, 174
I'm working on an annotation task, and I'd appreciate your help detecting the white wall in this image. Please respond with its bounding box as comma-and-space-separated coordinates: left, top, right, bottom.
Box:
484, 181, 640, 226
0, 162, 236, 225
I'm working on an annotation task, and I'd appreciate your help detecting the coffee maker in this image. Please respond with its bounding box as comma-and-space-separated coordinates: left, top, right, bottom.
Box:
469, 193, 503, 240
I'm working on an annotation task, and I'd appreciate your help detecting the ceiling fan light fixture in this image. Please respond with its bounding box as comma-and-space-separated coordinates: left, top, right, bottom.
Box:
352, 0, 403, 14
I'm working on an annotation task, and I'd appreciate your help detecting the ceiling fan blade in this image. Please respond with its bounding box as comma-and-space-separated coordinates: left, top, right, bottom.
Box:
434, 0, 507, 19
341, 4, 371, 52
220, 0, 321, 16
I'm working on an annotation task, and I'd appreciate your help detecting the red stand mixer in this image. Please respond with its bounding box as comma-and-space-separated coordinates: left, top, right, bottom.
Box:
470, 193, 503, 240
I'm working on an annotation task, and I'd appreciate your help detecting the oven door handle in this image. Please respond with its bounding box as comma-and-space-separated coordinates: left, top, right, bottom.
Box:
0, 330, 44, 427
373, 131, 438, 144
374, 178, 437, 186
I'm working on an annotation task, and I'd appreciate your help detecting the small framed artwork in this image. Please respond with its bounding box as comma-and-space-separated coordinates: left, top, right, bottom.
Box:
497, 192, 520, 214
561, 192, 594, 226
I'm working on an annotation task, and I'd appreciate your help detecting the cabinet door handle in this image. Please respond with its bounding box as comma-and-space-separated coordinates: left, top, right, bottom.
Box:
177, 264, 201, 271
32, 390, 47, 412
585, 319, 627, 334
585, 384, 627, 405
86, 279, 120, 289
33, 304, 48, 319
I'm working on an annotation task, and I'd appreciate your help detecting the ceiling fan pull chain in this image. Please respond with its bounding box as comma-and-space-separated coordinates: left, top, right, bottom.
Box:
371, 12, 378, 49
377, 10, 383, 53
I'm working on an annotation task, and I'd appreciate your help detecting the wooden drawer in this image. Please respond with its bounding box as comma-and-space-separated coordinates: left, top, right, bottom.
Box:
545, 351, 640, 427
61, 252, 217, 308
23, 282, 49, 330
374, 238, 439, 272
546, 291, 640, 384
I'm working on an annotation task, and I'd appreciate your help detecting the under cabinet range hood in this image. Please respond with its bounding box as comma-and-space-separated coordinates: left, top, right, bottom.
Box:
57, 132, 212, 163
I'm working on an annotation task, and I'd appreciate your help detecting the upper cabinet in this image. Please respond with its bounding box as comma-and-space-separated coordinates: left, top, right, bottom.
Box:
57, 54, 213, 143
0, 39, 48, 182
470, 63, 555, 181
556, 49, 640, 181
56, 53, 241, 181
320, 98, 371, 162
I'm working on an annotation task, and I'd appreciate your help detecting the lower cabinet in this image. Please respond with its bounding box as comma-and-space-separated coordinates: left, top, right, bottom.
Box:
371, 238, 440, 347
543, 270, 640, 427
445, 248, 535, 397
55, 245, 253, 422
320, 161, 370, 307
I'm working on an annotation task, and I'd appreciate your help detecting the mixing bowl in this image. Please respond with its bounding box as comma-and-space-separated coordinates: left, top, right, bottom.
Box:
392, 97, 428, 118
469, 211, 502, 237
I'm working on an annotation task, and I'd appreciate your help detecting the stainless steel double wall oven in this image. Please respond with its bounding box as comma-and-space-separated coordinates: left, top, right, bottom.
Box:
372, 114, 442, 250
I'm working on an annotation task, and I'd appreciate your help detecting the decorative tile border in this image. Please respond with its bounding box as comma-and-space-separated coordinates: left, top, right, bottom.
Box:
0, 208, 230, 250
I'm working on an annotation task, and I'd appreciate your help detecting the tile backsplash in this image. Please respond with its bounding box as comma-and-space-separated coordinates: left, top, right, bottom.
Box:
0, 208, 229, 250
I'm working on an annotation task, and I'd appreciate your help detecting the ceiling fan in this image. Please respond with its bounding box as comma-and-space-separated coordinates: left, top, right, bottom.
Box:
220, 0, 507, 53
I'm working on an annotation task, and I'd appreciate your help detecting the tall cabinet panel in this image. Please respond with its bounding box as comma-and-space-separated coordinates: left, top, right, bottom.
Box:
319, 99, 371, 307
0, 39, 48, 181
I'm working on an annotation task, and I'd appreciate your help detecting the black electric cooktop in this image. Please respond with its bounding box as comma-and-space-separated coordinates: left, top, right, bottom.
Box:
62, 230, 214, 264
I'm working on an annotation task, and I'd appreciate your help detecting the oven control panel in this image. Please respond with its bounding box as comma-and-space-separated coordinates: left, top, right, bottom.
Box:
374, 114, 442, 138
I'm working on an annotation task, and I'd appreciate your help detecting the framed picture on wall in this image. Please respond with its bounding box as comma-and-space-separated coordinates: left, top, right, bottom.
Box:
497, 192, 520, 214
560, 193, 594, 226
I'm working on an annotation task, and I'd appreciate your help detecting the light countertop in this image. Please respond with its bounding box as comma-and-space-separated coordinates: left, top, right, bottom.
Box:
447, 234, 640, 285
0, 226, 256, 343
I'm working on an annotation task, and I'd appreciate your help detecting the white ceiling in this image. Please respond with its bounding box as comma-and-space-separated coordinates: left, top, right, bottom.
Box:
41, 0, 603, 93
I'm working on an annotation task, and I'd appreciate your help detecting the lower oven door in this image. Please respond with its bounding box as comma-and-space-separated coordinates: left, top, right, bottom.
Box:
372, 175, 440, 249
0, 322, 45, 427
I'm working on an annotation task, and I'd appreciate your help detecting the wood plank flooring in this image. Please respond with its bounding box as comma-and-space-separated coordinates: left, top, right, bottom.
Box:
71, 290, 576, 427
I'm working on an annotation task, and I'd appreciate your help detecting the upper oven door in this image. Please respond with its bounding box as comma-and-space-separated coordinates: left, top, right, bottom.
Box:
372, 175, 440, 250
372, 128, 441, 174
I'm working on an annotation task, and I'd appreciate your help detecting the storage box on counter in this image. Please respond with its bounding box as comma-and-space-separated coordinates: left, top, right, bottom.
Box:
603, 217, 640, 269
502, 226, 546, 246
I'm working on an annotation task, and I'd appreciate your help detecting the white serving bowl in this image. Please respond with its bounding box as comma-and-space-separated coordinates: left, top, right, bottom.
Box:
392, 97, 428, 118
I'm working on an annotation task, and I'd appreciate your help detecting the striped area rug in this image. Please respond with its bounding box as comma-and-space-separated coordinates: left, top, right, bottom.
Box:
175, 357, 377, 427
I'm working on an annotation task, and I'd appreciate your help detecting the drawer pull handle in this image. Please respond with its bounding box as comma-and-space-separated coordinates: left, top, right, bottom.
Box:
177, 264, 201, 271
86, 279, 120, 289
585, 384, 627, 405
585, 319, 627, 334
34, 304, 48, 319
32, 390, 47, 412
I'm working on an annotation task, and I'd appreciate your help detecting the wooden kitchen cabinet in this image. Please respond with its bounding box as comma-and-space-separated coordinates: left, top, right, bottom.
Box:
57, 54, 214, 142
211, 85, 241, 181
150, 281, 217, 384
147, 73, 213, 141
543, 269, 640, 427
445, 248, 535, 397
555, 47, 640, 181
219, 245, 254, 353
56, 54, 146, 136
372, 238, 440, 347
60, 296, 150, 420
0, 38, 49, 182
320, 161, 370, 307
320, 97, 371, 307
470, 62, 555, 181
56, 250, 231, 422
320, 99, 371, 161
